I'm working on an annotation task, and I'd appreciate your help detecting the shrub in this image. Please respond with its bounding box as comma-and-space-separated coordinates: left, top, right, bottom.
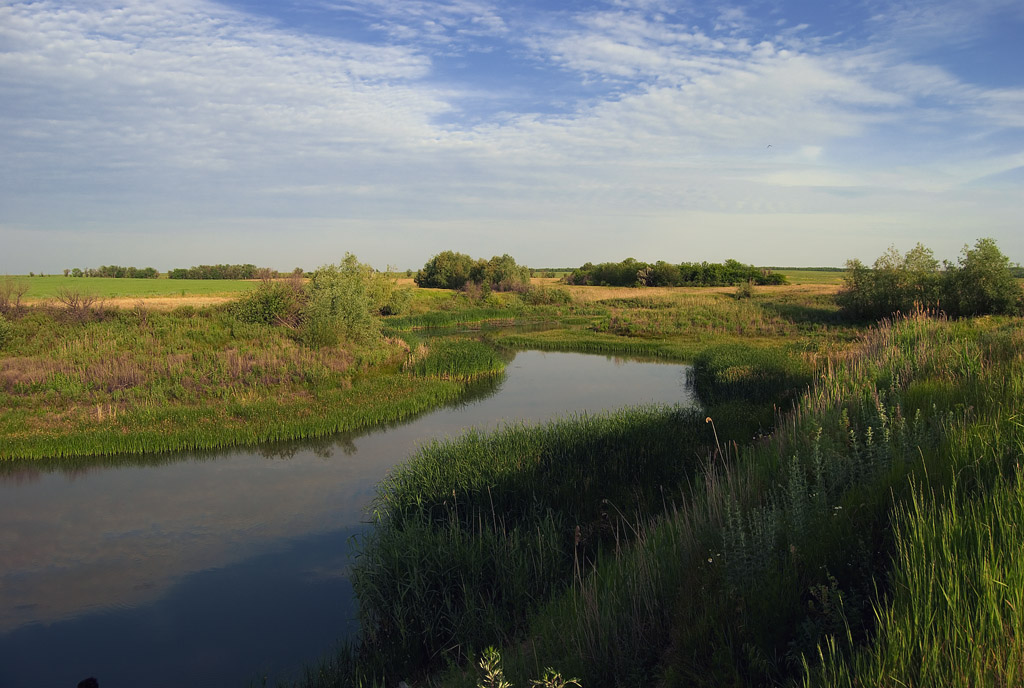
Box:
415, 250, 477, 289
837, 239, 1021, 320
0, 314, 12, 349
230, 281, 303, 326
300, 254, 393, 347
943, 237, 1023, 317
416, 252, 531, 292
471, 254, 531, 292
0, 277, 29, 314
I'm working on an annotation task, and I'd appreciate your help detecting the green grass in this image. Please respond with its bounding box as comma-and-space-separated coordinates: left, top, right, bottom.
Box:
0, 304, 507, 460
774, 269, 847, 285
349, 405, 713, 682
406, 338, 506, 380
805, 470, 1024, 687
9, 275, 259, 300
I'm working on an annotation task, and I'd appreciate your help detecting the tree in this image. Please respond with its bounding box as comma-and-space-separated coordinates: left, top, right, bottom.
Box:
470, 254, 531, 291
837, 238, 1021, 320
299, 254, 404, 347
415, 251, 476, 290
943, 238, 1022, 316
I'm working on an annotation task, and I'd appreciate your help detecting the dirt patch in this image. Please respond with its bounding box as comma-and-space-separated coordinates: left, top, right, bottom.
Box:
560, 283, 839, 302
101, 296, 235, 310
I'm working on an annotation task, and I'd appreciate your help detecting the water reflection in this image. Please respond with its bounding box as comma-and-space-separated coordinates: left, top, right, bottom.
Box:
0, 351, 693, 687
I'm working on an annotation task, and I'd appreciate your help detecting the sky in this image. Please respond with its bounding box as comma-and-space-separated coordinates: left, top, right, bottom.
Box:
1, 0, 1022, 272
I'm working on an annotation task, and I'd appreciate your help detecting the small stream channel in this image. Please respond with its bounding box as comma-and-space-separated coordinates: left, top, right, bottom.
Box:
0, 350, 695, 688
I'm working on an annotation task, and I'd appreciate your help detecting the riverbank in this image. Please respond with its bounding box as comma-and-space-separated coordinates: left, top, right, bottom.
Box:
0, 304, 508, 460
1, 283, 841, 461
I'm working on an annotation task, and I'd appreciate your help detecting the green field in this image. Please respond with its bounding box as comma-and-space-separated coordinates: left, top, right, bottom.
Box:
5, 275, 258, 300
774, 268, 846, 285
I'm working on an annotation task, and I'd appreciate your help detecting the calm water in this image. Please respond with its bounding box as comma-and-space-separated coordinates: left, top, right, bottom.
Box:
0, 351, 694, 688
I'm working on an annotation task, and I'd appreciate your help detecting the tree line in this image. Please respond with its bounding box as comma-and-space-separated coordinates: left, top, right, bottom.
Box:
564, 258, 788, 287
167, 264, 281, 280
63, 266, 159, 279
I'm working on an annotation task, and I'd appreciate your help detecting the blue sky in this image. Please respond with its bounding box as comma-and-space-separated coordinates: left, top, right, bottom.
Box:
1, 0, 1022, 272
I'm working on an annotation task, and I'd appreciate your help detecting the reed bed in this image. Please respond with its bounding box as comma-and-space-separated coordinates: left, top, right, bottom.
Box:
406, 339, 506, 380
490, 329, 701, 360
349, 406, 713, 682
385, 307, 524, 331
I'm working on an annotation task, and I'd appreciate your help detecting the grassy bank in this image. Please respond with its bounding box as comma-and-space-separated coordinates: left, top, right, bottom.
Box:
0, 304, 505, 460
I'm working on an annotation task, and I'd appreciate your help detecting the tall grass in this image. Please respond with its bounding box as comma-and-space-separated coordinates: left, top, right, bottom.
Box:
349, 406, 712, 682
406, 339, 505, 380
593, 293, 797, 338
805, 470, 1024, 687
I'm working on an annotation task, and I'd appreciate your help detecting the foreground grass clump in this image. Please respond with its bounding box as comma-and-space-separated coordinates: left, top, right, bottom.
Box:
349, 405, 712, 682
806, 470, 1024, 687
470, 313, 1024, 688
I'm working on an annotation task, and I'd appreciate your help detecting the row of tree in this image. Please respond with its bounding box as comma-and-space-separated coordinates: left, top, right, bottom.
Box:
837, 238, 1023, 319
167, 264, 277, 280
63, 266, 159, 279
564, 258, 788, 287
414, 251, 531, 291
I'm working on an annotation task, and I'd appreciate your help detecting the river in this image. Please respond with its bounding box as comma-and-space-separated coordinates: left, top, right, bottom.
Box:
0, 350, 694, 687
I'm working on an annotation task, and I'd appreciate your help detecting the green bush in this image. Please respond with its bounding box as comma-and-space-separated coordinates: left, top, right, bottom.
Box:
300, 256, 380, 347
0, 314, 12, 349
415, 252, 531, 292
415, 250, 477, 290
230, 281, 302, 325
943, 237, 1023, 317
837, 238, 1022, 320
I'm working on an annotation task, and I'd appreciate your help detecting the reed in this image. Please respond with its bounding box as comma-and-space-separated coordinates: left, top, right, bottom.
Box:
406, 338, 505, 380
350, 406, 713, 681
